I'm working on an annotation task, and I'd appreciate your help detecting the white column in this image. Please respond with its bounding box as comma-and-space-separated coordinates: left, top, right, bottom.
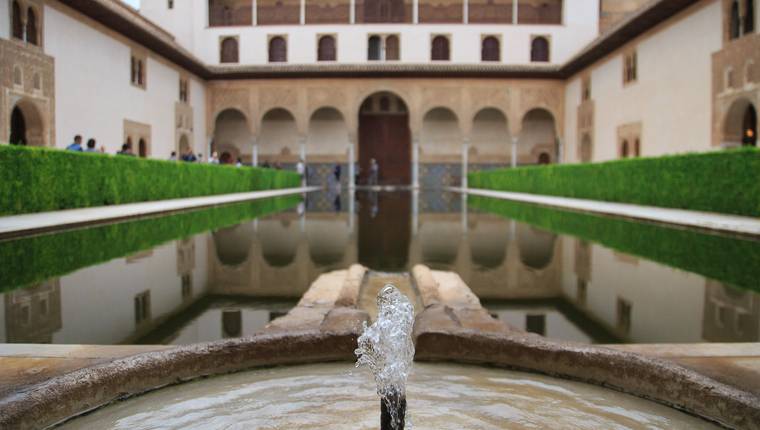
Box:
299, 136, 307, 187
348, 143, 356, 190
461, 137, 470, 189
300, 0, 305, 25
512, 0, 518, 24
461, 193, 468, 234
252, 138, 259, 167
253, 0, 257, 25
556, 137, 563, 164
463, 0, 468, 24
207, 136, 213, 159
511, 136, 518, 168
412, 190, 419, 236
350, 0, 355, 24
413, 0, 419, 23
412, 136, 420, 189
348, 188, 355, 232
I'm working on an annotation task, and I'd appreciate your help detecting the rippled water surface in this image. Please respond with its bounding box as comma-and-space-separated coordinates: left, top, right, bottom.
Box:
63, 363, 718, 430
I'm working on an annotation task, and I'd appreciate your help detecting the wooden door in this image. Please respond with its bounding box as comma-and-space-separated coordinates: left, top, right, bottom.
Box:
359, 113, 411, 185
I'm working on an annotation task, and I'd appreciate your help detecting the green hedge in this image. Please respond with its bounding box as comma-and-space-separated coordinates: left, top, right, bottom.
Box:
468, 148, 760, 217
0, 195, 300, 289
0, 144, 301, 215
469, 195, 760, 292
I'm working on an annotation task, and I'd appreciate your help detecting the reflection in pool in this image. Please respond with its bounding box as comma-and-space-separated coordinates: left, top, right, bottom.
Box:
1, 191, 758, 345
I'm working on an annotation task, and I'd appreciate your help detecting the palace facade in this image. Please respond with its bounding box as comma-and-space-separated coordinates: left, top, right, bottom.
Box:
1, 0, 758, 186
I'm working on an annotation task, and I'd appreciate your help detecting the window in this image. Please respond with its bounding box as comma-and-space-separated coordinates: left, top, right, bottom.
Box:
431, 35, 450, 61
33, 73, 41, 91
317, 35, 336, 61
268, 36, 287, 62
130, 53, 146, 88
621, 140, 629, 158
730, 1, 741, 39
134, 291, 151, 325
481, 36, 500, 62
12, 1, 23, 40
623, 51, 637, 84
617, 298, 632, 334
220, 37, 239, 63
530, 36, 550, 62
725, 67, 735, 90
582, 76, 591, 101
746, 0, 755, 34
26, 7, 38, 45
168, 0, 174, 8
368, 35, 399, 61
179, 78, 189, 103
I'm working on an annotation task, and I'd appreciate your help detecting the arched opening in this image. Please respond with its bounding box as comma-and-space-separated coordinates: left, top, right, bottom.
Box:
213, 108, 250, 164
519, 108, 557, 166
268, 36, 287, 62
358, 92, 410, 185
580, 133, 592, 162
421, 107, 461, 187
531, 37, 550, 62
368, 35, 382, 60
220, 151, 233, 164
220, 37, 239, 63
26, 7, 38, 46
538, 152, 551, 164
12, 1, 23, 40
518, 225, 557, 270
260, 219, 299, 267
421, 221, 460, 267
621, 140, 630, 158
178, 134, 191, 155
746, 0, 756, 34
308, 107, 349, 184
307, 220, 349, 267
260, 108, 298, 166
10, 106, 27, 145
431, 35, 450, 61
730, 1, 741, 39
385, 35, 400, 60
212, 223, 254, 267
9, 100, 44, 146
471, 108, 510, 165
317, 35, 336, 61
470, 221, 508, 269
482, 36, 500, 62
138, 139, 147, 157
743, 105, 757, 146
634, 138, 641, 156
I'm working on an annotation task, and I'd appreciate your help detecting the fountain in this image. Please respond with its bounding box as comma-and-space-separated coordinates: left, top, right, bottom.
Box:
355, 284, 415, 430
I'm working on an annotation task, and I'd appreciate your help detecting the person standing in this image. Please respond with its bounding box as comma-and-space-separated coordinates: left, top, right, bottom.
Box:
209, 151, 220, 164
169, 151, 177, 161
369, 158, 379, 187
84, 138, 98, 152
296, 158, 306, 187
66, 135, 83, 151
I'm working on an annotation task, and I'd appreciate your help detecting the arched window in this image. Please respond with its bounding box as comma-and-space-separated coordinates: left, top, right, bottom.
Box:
745, 0, 755, 34
621, 140, 629, 158
12, 1, 23, 40
482, 36, 500, 62
531, 37, 550, 62
368, 35, 382, 60
220, 37, 238, 63
317, 35, 336, 61
26, 7, 38, 45
268, 36, 287, 62
743, 105, 757, 146
634, 138, 641, 157
385, 35, 400, 60
730, 1, 741, 39
431, 35, 450, 61
538, 153, 550, 164
10, 106, 27, 146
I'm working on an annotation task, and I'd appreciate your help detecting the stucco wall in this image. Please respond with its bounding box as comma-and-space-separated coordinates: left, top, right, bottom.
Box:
0, 0, 9, 40
139, 0, 598, 66
564, 1, 723, 163
43, 3, 207, 157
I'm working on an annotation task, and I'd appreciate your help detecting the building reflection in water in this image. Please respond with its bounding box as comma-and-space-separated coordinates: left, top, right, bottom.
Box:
1, 191, 758, 346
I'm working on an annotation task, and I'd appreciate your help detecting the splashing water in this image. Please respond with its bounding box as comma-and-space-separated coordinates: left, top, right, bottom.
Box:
355, 284, 416, 430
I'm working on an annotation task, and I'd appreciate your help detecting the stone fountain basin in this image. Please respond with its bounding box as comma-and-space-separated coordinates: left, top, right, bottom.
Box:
1, 327, 758, 429
60, 362, 718, 429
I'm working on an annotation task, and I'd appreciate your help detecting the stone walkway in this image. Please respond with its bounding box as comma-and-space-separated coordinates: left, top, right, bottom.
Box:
0, 186, 319, 240
455, 187, 760, 237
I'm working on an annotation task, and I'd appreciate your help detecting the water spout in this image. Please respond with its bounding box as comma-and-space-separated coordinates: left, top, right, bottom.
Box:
355, 284, 415, 430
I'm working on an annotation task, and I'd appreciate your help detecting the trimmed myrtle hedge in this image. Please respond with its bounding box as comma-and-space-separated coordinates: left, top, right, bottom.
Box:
0, 144, 301, 215
469, 195, 760, 292
468, 148, 760, 217
0, 195, 300, 289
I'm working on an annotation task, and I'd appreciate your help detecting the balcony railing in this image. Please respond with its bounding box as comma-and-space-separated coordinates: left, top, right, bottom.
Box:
209, 5, 253, 27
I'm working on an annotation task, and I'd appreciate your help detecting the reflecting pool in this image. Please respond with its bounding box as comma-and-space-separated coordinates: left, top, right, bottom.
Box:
1, 191, 758, 345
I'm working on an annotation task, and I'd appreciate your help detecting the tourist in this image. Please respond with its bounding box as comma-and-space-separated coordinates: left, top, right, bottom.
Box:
197, 153, 204, 162
209, 151, 220, 164
66, 135, 83, 151
117, 142, 135, 156
262, 160, 271, 169
181, 148, 197, 162
334, 164, 342, 183
169, 151, 177, 161
369, 158, 379, 186
236, 157, 243, 167
84, 138, 98, 153
296, 158, 305, 185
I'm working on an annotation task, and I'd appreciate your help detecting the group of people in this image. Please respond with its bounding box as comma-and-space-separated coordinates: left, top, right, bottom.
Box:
65, 135, 104, 153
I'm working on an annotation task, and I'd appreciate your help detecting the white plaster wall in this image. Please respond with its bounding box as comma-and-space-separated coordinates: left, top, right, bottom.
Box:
167, 0, 598, 65
565, 1, 723, 162
44, 4, 207, 157
0, 0, 9, 39
139, 0, 196, 52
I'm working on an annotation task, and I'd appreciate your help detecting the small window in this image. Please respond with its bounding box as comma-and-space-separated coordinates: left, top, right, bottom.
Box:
168, 0, 174, 9
130, 53, 147, 88
481, 36, 500, 62
617, 298, 632, 334
12, 1, 23, 40
431, 35, 450, 61
745, 0, 755, 34
623, 51, 637, 84
385, 35, 400, 60
530, 36, 550, 62
317, 35, 336, 61
137, 60, 144, 85
33, 73, 41, 90
179, 78, 189, 103
220, 37, 239, 63
269, 36, 287, 63
725, 67, 735, 90
13, 66, 22, 86
134, 291, 151, 325
26, 7, 39, 45
730, 1, 741, 39
368, 35, 382, 60
581, 76, 591, 101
